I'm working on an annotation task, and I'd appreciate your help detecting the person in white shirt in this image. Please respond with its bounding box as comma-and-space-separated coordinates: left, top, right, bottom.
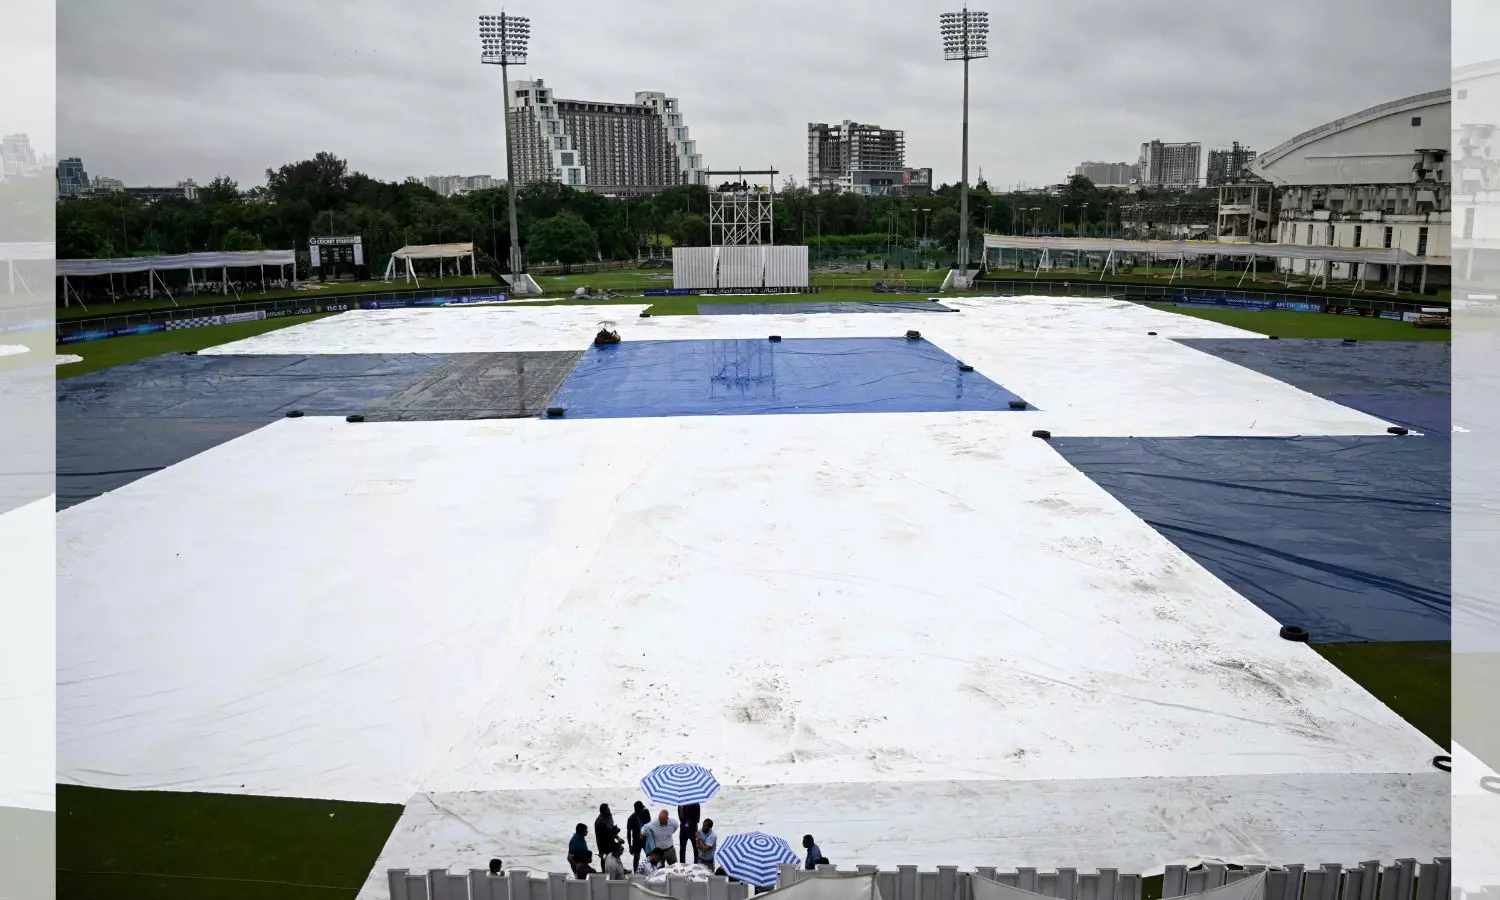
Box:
643, 810, 680, 865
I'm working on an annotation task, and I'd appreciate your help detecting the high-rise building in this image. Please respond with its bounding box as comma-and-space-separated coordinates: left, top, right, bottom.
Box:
1137, 140, 1201, 189
57, 157, 90, 197
419, 174, 498, 196
807, 121, 906, 195
2, 133, 38, 178
506, 79, 705, 195
1206, 142, 1257, 186
1073, 161, 1138, 186
90, 176, 125, 193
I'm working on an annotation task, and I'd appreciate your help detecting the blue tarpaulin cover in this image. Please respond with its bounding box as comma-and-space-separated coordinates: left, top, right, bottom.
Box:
1052, 435, 1450, 644
1180, 339, 1450, 434
57, 354, 454, 508
57, 352, 588, 508
697, 301, 955, 315
548, 337, 1027, 419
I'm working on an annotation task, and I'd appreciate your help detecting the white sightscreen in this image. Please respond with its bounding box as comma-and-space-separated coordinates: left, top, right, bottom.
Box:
720, 246, 761, 289
673, 247, 715, 289
766, 246, 809, 288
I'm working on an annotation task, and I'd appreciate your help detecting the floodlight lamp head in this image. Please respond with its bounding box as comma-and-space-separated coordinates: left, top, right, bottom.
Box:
479, 13, 530, 65
939, 9, 989, 60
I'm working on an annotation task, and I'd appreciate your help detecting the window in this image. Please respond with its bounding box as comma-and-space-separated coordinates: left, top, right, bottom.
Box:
1411, 116, 1422, 126
568, 168, 581, 185
1418, 226, 1429, 257
1383, 226, 1393, 249
561, 152, 574, 166
1354, 225, 1363, 248
1465, 207, 1477, 239
554, 136, 565, 149
1327, 223, 1335, 245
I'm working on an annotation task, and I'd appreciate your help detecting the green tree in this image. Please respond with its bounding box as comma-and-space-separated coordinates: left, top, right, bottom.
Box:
219, 227, 263, 251
664, 211, 708, 247
526, 212, 598, 268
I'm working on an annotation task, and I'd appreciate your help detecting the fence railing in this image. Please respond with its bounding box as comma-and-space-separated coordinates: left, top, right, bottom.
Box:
54, 284, 516, 338
966, 279, 1430, 315
1, 303, 51, 333
388, 861, 1453, 900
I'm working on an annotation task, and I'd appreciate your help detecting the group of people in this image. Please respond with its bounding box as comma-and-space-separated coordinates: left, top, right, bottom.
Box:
565, 802, 718, 880
558, 802, 830, 885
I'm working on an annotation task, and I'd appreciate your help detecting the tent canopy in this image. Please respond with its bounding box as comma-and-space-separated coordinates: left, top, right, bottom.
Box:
57, 250, 295, 277
389, 242, 475, 260
0, 242, 55, 262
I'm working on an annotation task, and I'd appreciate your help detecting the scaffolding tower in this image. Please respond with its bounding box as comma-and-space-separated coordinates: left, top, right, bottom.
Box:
706, 169, 777, 246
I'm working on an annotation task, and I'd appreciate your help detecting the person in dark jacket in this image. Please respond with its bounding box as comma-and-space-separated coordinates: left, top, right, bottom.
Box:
626, 801, 650, 871
595, 804, 619, 861
678, 803, 702, 863
568, 823, 590, 868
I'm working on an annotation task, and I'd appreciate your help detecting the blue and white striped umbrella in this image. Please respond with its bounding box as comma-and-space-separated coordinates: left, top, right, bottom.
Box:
715, 832, 801, 887
640, 763, 721, 805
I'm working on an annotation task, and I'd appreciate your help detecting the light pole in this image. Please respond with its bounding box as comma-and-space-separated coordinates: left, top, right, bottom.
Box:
1079, 202, 1088, 236
1030, 207, 1041, 236
940, 6, 988, 283
479, 13, 530, 282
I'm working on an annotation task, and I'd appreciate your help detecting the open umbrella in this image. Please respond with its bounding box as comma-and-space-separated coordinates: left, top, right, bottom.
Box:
640, 763, 720, 805
715, 831, 801, 887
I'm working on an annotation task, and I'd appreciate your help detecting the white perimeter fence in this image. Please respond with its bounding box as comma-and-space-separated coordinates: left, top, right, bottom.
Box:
673, 247, 810, 290
388, 860, 1456, 900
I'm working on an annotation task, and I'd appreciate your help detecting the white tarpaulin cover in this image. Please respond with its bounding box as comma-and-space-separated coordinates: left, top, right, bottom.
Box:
57, 297, 1446, 897
0, 499, 56, 813
770, 875, 883, 900
56, 250, 296, 276
389, 242, 475, 260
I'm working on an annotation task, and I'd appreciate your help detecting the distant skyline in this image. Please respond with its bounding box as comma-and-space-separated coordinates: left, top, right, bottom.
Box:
59, 0, 1447, 191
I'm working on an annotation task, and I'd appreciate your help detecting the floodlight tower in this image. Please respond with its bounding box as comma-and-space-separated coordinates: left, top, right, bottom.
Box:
941, 6, 988, 281
479, 12, 530, 280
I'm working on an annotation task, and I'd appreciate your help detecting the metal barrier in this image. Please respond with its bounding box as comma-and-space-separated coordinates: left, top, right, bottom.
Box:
54, 284, 513, 339
967, 279, 1432, 315
390, 860, 1454, 900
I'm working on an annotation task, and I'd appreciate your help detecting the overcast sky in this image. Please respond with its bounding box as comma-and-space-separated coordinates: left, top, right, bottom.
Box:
57, 0, 1449, 191
1, 0, 56, 155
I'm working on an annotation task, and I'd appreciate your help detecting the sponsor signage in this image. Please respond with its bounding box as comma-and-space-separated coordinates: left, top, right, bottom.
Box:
223, 311, 268, 324
1379, 311, 1403, 320
644, 288, 695, 297
442, 294, 507, 305
58, 323, 167, 344
265, 306, 315, 318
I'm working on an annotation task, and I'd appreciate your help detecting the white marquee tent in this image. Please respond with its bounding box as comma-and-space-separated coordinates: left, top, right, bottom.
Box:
55, 249, 298, 306
382, 242, 477, 285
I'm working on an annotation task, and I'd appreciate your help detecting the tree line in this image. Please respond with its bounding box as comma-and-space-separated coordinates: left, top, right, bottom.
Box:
56, 151, 1166, 270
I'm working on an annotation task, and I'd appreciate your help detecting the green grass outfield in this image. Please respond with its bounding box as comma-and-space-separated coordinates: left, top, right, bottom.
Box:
57, 314, 331, 378
58, 786, 401, 900
55, 263, 1448, 322
1142, 305, 1452, 340
54, 296, 1449, 898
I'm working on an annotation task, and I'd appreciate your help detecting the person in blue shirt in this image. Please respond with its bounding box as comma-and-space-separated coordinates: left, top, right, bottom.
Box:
802, 834, 824, 871
568, 823, 590, 868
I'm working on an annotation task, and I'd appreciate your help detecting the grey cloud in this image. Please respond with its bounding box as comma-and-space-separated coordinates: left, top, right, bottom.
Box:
60, 0, 1446, 189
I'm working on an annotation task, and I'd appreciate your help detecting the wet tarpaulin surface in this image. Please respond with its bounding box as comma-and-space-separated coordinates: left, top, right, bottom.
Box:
363, 351, 582, 422
548, 337, 1028, 418
57, 352, 581, 507
696, 300, 956, 315
1179, 339, 1450, 434
1052, 435, 1450, 643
